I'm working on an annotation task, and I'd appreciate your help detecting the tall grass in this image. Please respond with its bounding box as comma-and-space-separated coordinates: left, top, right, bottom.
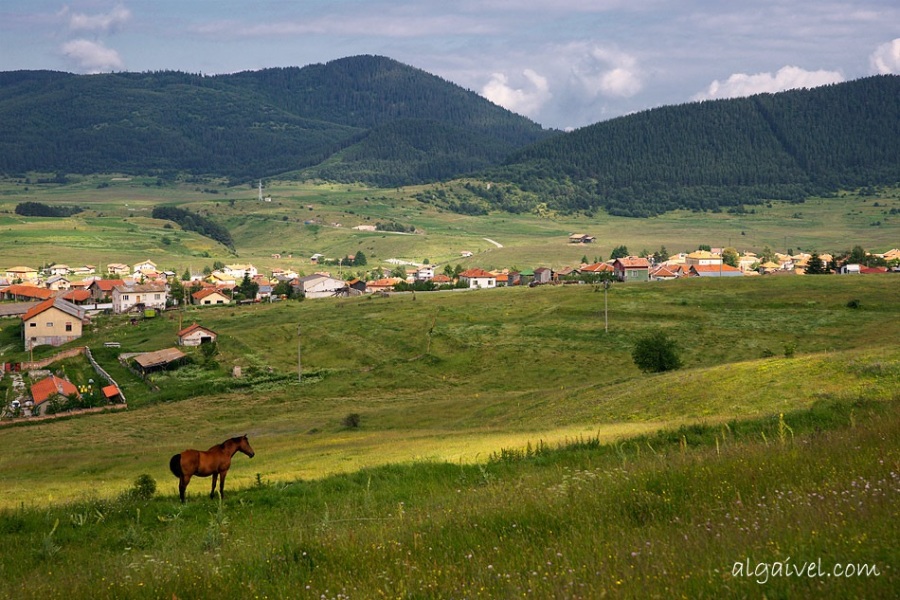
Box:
0, 396, 895, 598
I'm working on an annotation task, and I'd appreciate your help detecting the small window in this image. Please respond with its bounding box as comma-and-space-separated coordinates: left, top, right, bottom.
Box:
46, 322, 53, 327
65, 322, 73, 332
29, 322, 37, 328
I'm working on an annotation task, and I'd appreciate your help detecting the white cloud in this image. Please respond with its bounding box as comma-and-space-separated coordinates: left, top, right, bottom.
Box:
61, 39, 124, 73
870, 38, 900, 74
694, 66, 844, 100
481, 69, 551, 118
573, 46, 642, 98
68, 3, 131, 32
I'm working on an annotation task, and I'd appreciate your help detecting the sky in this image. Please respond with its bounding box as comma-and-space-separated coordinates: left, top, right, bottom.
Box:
1, 1, 899, 130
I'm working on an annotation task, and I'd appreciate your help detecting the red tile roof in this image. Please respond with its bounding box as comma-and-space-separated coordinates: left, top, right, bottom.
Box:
31, 375, 79, 406
459, 268, 495, 278
62, 289, 92, 302
176, 322, 216, 337
102, 384, 120, 399
4, 284, 53, 300
614, 258, 651, 268
21, 297, 85, 322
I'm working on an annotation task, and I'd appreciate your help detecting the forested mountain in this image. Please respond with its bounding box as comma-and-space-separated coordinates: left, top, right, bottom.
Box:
0, 55, 551, 185
1, 58, 897, 218
487, 75, 900, 216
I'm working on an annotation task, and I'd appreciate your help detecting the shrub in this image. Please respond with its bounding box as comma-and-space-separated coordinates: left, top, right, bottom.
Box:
129, 474, 157, 500
631, 331, 682, 373
342, 413, 361, 428
846, 299, 861, 309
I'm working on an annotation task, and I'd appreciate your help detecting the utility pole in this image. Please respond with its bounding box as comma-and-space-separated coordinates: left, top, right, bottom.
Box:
297, 324, 302, 383
603, 278, 611, 333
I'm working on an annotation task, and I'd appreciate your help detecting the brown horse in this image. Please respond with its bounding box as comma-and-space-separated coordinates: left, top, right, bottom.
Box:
169, 435, 255, 503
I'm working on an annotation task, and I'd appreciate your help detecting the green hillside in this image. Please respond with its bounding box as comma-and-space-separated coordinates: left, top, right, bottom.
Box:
0, 276, 897, 598
0, 56, 550, 185
486, 75, 900, 216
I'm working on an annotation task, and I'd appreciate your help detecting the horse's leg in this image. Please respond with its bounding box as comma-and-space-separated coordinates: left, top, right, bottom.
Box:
219, 470, 227, 501
179, 475, 190, 504
210, 472, 219, 499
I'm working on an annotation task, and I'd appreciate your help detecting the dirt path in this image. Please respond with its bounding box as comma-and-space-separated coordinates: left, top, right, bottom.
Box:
484, 238, 503, 248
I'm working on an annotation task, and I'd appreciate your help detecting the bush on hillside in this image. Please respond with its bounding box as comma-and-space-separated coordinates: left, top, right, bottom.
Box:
632, 331, 682, 373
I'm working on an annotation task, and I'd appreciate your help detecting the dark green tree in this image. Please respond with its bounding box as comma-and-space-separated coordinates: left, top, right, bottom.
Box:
236, 273, 259, 299
804, 252, 829, 275
610, 245, 629, 259
353, 250, 368, 266
632, 331, 683, 373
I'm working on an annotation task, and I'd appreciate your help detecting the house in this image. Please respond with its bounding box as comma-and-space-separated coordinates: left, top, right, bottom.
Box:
61, 289, 93, 305
458, 268, 497, 289
294, 274, 347, 298
688, 264, 744, 278
45, 275, 70, 291
347, 278, 368, 293
839, 264, 862, 275
612, 257, 651, 282
192, 288, 231, 305
416, 265, 435, 281
650, 265, 680, 281
131, 260, 157, 275
21, 297, 88, 351
581, 262, 615, 275
2, 284, 54, 302
568, 233, 596, 244
224, 264, 258, 280
30, 375, 79, 415
71, 265, 96, 277
177, 323, 217, 346
432, 274, 453, 286
533, 267, 553, 285
5, 266, 39, 282
107, 263, 130, 276
365, 278, 402, 294
48, 264, 71, 276
685, 251, 722, 266
111, 283, 168, 314
88, 279, 126, 301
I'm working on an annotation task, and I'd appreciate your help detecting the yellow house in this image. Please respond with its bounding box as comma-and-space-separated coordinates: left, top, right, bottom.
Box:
5, 265, 39, 282
21, 297, 87, 351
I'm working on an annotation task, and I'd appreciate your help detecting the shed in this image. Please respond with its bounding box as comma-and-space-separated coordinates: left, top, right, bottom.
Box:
132, 347, 187, 374
177, 323, 218, 346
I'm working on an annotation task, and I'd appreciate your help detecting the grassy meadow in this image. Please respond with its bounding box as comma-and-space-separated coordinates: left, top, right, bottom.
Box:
0, 178, 897, 597
0, 176, 898, 275
0, 273, 898, 597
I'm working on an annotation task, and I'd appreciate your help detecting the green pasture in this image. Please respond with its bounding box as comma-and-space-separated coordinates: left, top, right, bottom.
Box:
0, 267, 898, 597
1, 275, 897, 508
0, 177, 897, 275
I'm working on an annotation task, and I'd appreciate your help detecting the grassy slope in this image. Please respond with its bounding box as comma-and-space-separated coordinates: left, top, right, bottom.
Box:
0, 275, 897, 506
0, 180, 897, 597
0, 177, 897, 275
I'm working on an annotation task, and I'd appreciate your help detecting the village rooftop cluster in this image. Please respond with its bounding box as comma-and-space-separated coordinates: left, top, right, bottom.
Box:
2, 245, 898, 354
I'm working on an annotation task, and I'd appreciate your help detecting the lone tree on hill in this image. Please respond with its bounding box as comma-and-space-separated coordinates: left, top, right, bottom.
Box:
632, 331, 683, 373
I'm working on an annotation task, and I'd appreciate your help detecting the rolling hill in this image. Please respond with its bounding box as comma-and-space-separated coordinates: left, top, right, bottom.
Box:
1, 57, 898, 218
0, 55, 552, 186
486, 75, 900, 216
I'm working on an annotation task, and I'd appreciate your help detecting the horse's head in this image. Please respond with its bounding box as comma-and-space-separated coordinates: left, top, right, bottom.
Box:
238, 434, 255, 458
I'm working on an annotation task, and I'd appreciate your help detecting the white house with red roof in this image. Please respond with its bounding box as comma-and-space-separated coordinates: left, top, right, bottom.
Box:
458, 268, 496, 289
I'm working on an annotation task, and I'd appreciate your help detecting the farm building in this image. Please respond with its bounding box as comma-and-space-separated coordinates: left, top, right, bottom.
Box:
177, 323, 217, 346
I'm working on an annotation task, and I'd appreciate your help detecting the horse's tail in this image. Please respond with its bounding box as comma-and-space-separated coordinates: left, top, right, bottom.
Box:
169, 453, 183, 479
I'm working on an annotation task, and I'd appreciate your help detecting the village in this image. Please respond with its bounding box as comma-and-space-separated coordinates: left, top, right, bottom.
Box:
1, 244, 896, 419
